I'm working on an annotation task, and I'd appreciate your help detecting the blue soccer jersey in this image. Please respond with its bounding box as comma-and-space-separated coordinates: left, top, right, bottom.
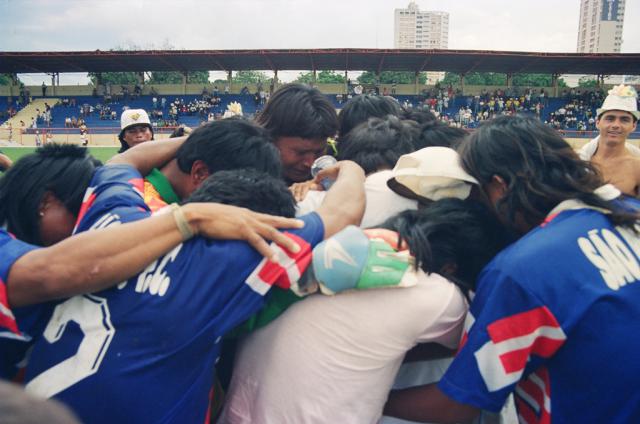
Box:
0, 231, 39, 379
439, 200, 640, 424
22, 165, 325, 424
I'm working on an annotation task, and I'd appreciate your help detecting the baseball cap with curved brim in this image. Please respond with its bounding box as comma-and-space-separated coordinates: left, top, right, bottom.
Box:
387, 146, 478, 202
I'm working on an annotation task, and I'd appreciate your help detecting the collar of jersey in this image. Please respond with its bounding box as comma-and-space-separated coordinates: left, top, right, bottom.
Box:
146, 168, 180, 205
543, 184, 620, 224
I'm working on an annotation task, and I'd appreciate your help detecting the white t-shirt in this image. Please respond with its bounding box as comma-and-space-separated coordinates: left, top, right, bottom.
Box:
296, 170, 418, 228
220, 272, 467, 424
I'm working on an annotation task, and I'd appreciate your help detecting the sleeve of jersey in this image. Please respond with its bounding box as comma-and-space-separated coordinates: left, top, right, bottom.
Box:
74, 164, 150, 233
437, 269, 567, 412
0, 231, 38, 341
209, 212, 324, 336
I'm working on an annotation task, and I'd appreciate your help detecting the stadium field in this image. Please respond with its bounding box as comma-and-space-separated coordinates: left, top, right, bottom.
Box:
1, 146, 120, 164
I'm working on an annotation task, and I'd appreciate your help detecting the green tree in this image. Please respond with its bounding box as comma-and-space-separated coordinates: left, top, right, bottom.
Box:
513, 73, 567, 87
295, 70, 345, 84
0, 74, 17, 86
441, 72, 566, 87
357, 71, 426, 85
88, 72, 139, 86
578, 76, 599, 88
147, 70, 209, 84
232, 71, 270, 84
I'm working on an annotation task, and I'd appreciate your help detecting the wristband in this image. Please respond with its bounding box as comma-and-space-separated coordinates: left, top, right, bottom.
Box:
170, 203, 195, 241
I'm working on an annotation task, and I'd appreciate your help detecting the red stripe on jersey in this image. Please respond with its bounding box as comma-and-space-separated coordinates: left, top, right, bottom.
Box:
487, 306, 561, 343
515, 395, 538, 424
515, 367, 551, 424
75, 191, 97, 227
255, 233, 312, 290
0, 282, 19, 335
499, 335, 565, 374
128, 177, 144, 192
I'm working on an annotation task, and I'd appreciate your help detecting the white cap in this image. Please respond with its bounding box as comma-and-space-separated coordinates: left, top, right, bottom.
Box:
387, 146, 478, 202
597, 84, 639, 120
120, 109, 151, 131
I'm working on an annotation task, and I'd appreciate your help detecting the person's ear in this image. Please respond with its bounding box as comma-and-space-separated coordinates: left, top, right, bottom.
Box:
190, 160, 211, 187
38, 191, 56, 216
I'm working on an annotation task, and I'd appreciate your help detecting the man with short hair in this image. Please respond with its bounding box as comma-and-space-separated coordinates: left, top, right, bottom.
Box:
133, 118, 282, 211
256, 83, 339, 184
578, 84, 640, 196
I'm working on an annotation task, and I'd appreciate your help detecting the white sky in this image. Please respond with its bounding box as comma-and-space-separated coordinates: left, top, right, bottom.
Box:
2, 0, 638, 84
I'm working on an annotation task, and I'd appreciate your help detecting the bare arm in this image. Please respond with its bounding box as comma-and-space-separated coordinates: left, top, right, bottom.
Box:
0, 153, 12, 171
107, 135, 188, 175
384, 384, 479, 424
8, 203, 303, 307
314, 160, 366, 238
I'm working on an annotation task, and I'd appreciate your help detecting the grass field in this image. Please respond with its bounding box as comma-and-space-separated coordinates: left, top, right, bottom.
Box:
1, 147, 120, 163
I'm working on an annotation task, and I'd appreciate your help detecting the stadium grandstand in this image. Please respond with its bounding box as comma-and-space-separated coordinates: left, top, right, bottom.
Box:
1, 48, 640, 148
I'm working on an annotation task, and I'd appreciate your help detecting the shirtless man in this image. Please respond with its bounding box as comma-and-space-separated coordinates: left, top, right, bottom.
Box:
584, 85, 640, 197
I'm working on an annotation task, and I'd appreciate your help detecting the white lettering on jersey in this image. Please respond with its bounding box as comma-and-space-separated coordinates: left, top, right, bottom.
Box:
133, 244, 182, 296
577, 226, 640, 291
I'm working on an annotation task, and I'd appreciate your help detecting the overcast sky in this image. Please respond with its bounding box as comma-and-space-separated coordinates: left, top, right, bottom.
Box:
2, 0, 639, 84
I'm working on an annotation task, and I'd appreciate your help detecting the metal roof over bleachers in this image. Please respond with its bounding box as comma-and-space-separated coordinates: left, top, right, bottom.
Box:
1, 48, 639, 75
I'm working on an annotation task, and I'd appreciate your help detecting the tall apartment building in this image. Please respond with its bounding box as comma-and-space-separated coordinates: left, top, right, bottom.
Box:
577, 0, 625, 53
394, 2, 449, 50
394, 2, 449, 84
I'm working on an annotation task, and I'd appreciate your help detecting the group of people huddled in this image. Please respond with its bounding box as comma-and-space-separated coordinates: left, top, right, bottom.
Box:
0, 82, 639, 424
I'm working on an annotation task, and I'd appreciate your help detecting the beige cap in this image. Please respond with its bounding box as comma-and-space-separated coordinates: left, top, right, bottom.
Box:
120, 109, 151, 131
597, 84, 639, 120
387, 146, 478, 202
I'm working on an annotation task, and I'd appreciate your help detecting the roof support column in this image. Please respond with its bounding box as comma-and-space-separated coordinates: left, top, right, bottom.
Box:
551, 73, 559, 97
415, 71, 420, 95
137, 72, 145, 85
182, 71, 188, 95
597, 74, 605, 88
312, 69, 317, 85
227, 71, 233, 93
344, 70, 348, 94
460, 73, 466, 96
506, 73, 513, 89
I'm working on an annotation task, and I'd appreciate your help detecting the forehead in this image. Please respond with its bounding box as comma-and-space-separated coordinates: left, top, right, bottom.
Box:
599, 110, 635, 120
276, 136, 326, 151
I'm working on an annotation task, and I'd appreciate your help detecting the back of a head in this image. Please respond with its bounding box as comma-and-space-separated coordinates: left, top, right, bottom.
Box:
413, 121, 469, 150
176, 117, 282, 178
338, 95, 401, 138
0, 144, 99, 245
401, 105, 438, 125
183, 168, 296, 218
256, 83, 338, 140
337, 116, 415, 175
379, 198, 511, 294
459, 115, 634, 230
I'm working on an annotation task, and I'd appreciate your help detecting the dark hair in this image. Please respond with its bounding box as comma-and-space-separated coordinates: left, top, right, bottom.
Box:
413, 121, 469, 150
176, 117, 282, 178
0, 144, 100, 245
256, 83, 338, 140
183, 168, 296, 218
338, 95, 401, 137
117, 124, 154, 153
401, 105, 438, 125
337, 116, 415, 175
379, 198, 511, 295
459, 115, 639, 231
169, 126, 187, 138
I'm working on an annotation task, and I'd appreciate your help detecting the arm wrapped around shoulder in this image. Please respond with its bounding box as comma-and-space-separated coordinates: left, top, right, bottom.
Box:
310, 225, 419, 295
